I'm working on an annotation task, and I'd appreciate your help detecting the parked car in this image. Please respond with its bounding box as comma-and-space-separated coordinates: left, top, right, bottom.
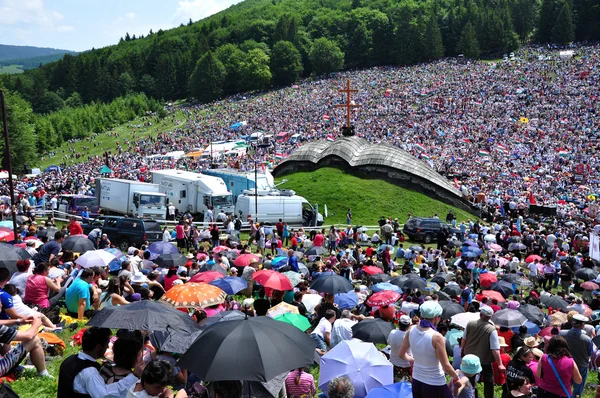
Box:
82, 216, 163, 251
57, 194, 100, 217
403, 217, 461, 243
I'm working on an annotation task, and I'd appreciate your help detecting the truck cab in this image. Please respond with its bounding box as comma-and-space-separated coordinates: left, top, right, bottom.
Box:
132, 191, 167, 218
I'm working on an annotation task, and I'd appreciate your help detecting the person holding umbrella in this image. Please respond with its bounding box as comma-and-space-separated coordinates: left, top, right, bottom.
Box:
399, 300, 459, 398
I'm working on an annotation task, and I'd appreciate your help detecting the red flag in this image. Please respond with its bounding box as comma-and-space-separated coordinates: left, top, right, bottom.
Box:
529, 191, 536, 205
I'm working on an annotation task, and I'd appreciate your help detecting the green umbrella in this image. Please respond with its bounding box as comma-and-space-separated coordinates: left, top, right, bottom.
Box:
274, 313, 311, 332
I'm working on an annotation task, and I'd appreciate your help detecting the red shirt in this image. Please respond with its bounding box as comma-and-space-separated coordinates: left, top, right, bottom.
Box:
313, 233, 324, 247
490, 304, 502, 313
291, 237, 298, 247
69, 221, 83, 236
365, 247, 374, 257
493, 352, 511, 384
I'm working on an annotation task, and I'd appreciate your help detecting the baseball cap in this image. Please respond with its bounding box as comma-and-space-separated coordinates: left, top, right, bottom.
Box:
480, 306, 494, 317
399, 315, 411, 325
460, 354, 482, 375
420, 301, 443, 319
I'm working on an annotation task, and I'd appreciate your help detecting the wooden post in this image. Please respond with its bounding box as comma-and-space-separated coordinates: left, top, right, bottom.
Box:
336, 79, 360, 130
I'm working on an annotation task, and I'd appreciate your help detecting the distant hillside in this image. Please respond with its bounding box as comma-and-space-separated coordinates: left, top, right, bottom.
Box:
0, 44, 74, 62
0, 52, 78, 72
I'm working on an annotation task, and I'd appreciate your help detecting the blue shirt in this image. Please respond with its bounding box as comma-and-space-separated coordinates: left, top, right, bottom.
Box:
0, 289, 14, 320
65, 277, 91, 314
287, 255, 299, 272
81, 210, 89, 220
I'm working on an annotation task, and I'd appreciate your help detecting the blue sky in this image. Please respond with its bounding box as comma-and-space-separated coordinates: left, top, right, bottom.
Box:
0, 0, 244, 51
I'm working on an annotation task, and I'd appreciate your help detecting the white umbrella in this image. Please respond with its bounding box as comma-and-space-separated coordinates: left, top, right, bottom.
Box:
301, 293, 322, 314
484, 234, 497, 242
450, 312, 480, 329
75, 249, 117, 268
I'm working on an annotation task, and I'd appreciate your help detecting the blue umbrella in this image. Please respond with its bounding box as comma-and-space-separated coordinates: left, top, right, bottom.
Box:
105, 248, 126, 272
512, 320, 540, 335
366, 381, 412, 398
271, 256, 288, 269
209, 276, 248, 295
464, 247, 483, 255
334, 293, 358, 309
462, 251, 479, 258
371, 283, 402, 294
230, 122, 242, 130
468, 234, 478, 239
463, 241, 479, 248
0, 221, 15, 228
148, 242, 179, 255
446, 329, 464, 347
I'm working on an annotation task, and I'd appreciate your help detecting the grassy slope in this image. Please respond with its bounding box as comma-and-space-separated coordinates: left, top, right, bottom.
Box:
278, 168, 476, 226
0, 65, 24, 75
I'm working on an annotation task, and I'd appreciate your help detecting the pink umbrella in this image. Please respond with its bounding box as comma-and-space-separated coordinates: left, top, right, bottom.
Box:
497, 257, 509, 267
488, 243, 502, 252
212, 246, 230, 253
581, 281, 599, 291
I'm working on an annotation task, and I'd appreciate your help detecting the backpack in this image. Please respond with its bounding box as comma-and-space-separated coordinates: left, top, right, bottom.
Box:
234, 218, 242, 231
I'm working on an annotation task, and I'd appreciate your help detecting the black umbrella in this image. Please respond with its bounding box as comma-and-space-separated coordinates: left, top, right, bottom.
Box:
436, 290, 452, 301
409, 245, 423, 252
15, 215, 28, 224
150, 327, 203, 354
199, 262, 227, 274
87, 300, 200, 332
310, 274, 354, 294
389, 273, 419, 288
198, 310, 246, 330
177, 316, 316, 382
155, 253, 187, 268
62, 236, 95, 253
490, 281, 515, 298
540, 295, 569, 311
0, 243, 31, 260
439, 301, 465, 320
0, 249, 21, 274
37, 227, 58, 239
431, 273, 447, 287
304, 246, 328, 257
575, 268, 598, 282
517, 304, 545, 326
442, 285, 462, 296
351, 319, 394, 344
401, 278, 427, 291
491, 309, 527, 328
369, 274, 391, 283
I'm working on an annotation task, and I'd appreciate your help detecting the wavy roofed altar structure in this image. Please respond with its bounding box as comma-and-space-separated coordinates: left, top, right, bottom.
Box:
273, 137, 473, 212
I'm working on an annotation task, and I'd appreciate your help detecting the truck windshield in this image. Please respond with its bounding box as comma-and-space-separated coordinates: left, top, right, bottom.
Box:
140, 195, 165, 207
212, 195, 233, 208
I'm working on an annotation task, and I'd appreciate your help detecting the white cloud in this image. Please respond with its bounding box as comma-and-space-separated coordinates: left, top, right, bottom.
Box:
0, 0, 63, 26
56, 25, 74, 32
172, 0, 243, 26
125, 12, 135, 20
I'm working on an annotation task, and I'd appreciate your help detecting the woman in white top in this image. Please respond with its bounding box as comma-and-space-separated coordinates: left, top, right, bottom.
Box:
400, 301, 459, 398
3, 284, 58, 330
100, 278, 130, 309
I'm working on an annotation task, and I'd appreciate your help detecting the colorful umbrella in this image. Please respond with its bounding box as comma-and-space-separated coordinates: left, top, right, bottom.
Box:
525, 255, 542, 263
480, 272, 498, 288
209, 276, 248, 295
481, 290, 506, 302
75, 249, 117, 268
274, 313, 311, 332
365, 381, 412, 398
0, 228, 15, 242
363, 266, 384, 275
371, 282, 402, 294
581, 281, 599, 291
212, 246, 230, 253
234, 253, 260, 267
549, 312, 568, 326
147, 241, 179, 255
267, 302, 299, 318
282, 271, 302, 287
334, 293, 359, 309
512, 320, 540, 335
190, 271, 227, 284
105, 248, 126, 272
161, 282, 226, 309
488, 243, 503, 252
366, 291, 401, 307
253, 270, 293, 291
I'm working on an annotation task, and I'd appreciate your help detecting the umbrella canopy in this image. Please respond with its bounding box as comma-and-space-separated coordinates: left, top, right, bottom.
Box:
363, 266, 384, 275
366, 291, 401, 307
450, 312, 481, 328
442, 285, 462, 296
446, 329, 464, 347
511, 320, 541, 335
310, 274, 353, 294
549, 312, 568, 326
488, 243, 503, 252
371, 283, 402, 294
198, 310, 246, 330
267, 302, 299, 318
304, 246, 328, 256
369, 274, 391, 283
301, 294, 322, 314
439, 301, 465, 320
334, 293, 359, 309
198, 262, 227, 275
492, 309, 527, 328
75, 249, 116, 268
481, 290, 506, 302
480, 272, 498, 288
319, 340, 393, 397
0, 228, 15, 242
36, 227, 58, 239
541, 295, 569, 311
209, 276, 248, 295
253, 270, 293, 291
365, 381, 412, 398
178, 316, 316, 382
389, 273, 419, 287
502, 274, 533, 288
190, 271, 226, 284
150, 327, 203, 354
161, 282, 226, 309
155, 253, 187, 268
517, 304, 545, 326
282, 271, 302, 287
351, 319, 394, 344
88, 300, 198, 331
431, 273, 447, 287
582, 281, 600, 291
400, 278, 427, 291
104, 248, 125, 272
0, 247, 23, 274
62, 235, 95, 253
409, 245, 422, 252
575, 268, 598, 281
490, 281, 515, 298
234, 253, 260, 267
436, 291, 452, 301
525, 255, 542, 263
508, 242, 527, 251
147, 242, 179, 255
0, 243, 31, 260
212, 246, 230, 253
274, 313, 311, 332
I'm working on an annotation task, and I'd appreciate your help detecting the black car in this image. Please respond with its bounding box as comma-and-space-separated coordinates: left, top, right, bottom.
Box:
82, 216, 163, 251
403, 217, 461, 243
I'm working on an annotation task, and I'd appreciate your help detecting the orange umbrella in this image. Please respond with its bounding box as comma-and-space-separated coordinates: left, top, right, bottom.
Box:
161, 282, 227, 309
481, 290, 506, 302
479, 273, 498, 288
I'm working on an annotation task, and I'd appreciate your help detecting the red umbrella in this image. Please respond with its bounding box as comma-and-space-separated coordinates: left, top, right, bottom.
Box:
234, 253, 260, 267
481, 290, 506, 302
539, 326, 557, 337
190, 271, 226, 284
525, 255, 542, 263
212, 246, 230, 253
366, 291, 401, 307
252, 270, 293, 291
581, 281, 599, 291
480, 273, 498, 288
0, 228, 15, 242
362, 266, 383, 275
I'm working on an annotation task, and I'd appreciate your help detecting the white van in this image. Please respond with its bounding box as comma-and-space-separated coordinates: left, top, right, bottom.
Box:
235, 190, 323, 226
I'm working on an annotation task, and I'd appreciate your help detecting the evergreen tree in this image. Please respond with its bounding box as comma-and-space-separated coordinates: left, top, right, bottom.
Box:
0, 89, 38, 171
270, 41, 303, 86
456, 22, 480, 59
552, 1, 575, 44
423, 15, 444, 61
537, 0, 556, 42
189, 51, 225, 103
309, 38, 345, 76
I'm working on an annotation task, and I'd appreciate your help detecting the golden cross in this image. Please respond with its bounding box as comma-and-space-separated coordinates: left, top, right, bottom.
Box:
336, 79, 360, 128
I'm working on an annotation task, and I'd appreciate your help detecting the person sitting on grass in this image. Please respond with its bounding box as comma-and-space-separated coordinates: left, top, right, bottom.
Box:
0, 303, 52, 378
23, 262, 64, 309
127, 359, 188, 398
100, 337, 144, 384
3, 284, 58, 330
65, 268, 96, 319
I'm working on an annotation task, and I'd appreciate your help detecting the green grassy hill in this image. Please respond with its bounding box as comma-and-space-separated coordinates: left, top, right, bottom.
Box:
0, 64, 24, 74
278, 167, 476, 225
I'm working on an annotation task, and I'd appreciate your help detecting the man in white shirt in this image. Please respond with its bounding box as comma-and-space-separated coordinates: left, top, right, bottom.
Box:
167, 202, 176, 220
387, 315, 412, 380
58, 327, 143, 398
310, 309, 336, 355
331, 310, 357, 347
528, 259, 539, 286
400, 296, 419, 315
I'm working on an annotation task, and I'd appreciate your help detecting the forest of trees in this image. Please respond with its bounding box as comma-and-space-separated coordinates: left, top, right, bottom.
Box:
0, 0, 598, 167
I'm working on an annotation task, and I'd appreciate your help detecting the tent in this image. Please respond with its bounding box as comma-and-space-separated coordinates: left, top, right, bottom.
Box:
99, 165, 112, 174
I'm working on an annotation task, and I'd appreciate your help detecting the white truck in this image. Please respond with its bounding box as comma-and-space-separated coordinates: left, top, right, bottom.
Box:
235, 189, 324, 226
95, 178, 167, 219
151, 169, 235, 220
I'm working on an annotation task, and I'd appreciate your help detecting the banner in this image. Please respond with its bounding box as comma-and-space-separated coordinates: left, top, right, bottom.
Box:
590, 232, 600, 262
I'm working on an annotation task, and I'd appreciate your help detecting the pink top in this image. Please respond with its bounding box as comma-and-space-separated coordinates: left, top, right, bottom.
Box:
285, 369, 316, 398
175, 225, 185, 239
24, 274, 50, 308
537, 354, 574, 397
163, 274, 179, 291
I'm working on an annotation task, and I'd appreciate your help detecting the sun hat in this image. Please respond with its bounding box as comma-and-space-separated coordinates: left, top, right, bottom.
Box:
420, 301, 443, 319
461, 354, 482, 375
131, 272, 147, 283
172, 279, 184, 286
532, 348, 543, 358
524, 336, 539, 348
243, 298, 255, 307
480, 306, 494, 317
497, 336, 509, 348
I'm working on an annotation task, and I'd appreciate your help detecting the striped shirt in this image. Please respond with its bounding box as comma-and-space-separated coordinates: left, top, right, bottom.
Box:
285, 369, 316, 398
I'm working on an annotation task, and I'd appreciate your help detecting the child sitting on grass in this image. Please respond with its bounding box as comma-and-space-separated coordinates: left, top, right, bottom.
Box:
449, 354, 481, 398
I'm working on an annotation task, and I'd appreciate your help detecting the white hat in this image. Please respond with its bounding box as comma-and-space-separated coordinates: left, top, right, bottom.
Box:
572, 314, 589, 323
172, 279, 184, 286
243, 298, 255, 307
131, 272, 147, 283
